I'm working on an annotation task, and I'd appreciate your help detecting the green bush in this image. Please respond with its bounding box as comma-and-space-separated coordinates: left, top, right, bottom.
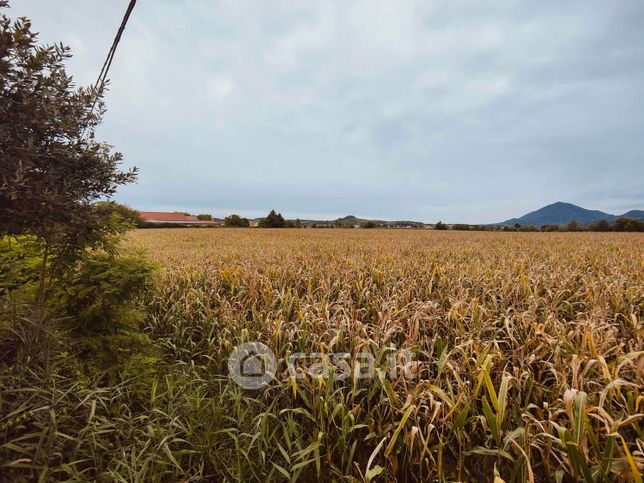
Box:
613, 217, 644, 232
55, 253, 157, 370
434, 221, 447, 230
452, 223, 470, 231
587, 219, 610, 231
224, 214, 250, 227
0, 236, 42, 299
1, 243, 158, 373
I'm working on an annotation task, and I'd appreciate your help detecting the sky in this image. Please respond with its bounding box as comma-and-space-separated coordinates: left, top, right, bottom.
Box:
13, 0, 644, 223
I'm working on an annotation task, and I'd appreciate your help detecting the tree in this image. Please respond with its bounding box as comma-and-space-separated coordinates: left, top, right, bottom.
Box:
541, 224, 559, 232
452, 224, 470, 231
434, 221, 447, 230
224, 214, 250, 227
197, 214, 213, 221
596, 219, 611, 232
588, 219, 610, 232
613, 217, 643, 232
93, 201, 140, 227
566, 220, 581, 232
361, 221, 377, 229
259, 210, 285, 228
0, 3, 137, 270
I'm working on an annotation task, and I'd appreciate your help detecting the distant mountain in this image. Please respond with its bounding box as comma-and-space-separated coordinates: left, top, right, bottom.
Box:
500, 202, 644, 226
620, 209, 644, 220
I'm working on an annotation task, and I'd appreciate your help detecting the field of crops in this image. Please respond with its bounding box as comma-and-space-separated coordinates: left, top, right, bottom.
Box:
125, 228, 643, 481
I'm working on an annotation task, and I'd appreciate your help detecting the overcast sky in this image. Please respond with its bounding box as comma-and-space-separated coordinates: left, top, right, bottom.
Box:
13, 0, 644, 223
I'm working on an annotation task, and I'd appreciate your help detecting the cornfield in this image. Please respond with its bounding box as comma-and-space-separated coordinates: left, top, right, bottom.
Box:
120, 228, 642, 481
3, 228, 641, 481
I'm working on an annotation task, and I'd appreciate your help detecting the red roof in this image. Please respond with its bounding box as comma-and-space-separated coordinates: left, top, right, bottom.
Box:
138, 212, 200, 222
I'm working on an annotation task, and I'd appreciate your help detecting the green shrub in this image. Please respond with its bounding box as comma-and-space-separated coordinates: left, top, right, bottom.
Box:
1, 244, 158, 371
613, 217, 644, 232
224, 214, 250, 227
55, 253, 157, 371
434, 221, 447, 230
452, 223, 470, 230
0, 236, 42, 299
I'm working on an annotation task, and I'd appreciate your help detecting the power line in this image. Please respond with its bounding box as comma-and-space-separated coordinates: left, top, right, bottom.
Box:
83, 0, 137, 137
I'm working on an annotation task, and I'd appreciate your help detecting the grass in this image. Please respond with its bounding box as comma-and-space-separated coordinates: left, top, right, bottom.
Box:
2, 228, 642, 481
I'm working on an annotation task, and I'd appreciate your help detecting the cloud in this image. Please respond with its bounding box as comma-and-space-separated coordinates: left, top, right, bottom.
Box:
207, 76, 236, 100
12, 0, 644, 222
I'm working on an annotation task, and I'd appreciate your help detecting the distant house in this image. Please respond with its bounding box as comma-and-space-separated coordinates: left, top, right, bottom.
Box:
138, 211, 221, 225
249, 220, 260, 227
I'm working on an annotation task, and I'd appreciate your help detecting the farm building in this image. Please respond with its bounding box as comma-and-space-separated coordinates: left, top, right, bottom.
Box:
138, 212, 221, 225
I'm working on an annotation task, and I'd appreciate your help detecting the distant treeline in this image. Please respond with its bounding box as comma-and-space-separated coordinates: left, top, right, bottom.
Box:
307, 217, 643, 231
446, 218, 643, 232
